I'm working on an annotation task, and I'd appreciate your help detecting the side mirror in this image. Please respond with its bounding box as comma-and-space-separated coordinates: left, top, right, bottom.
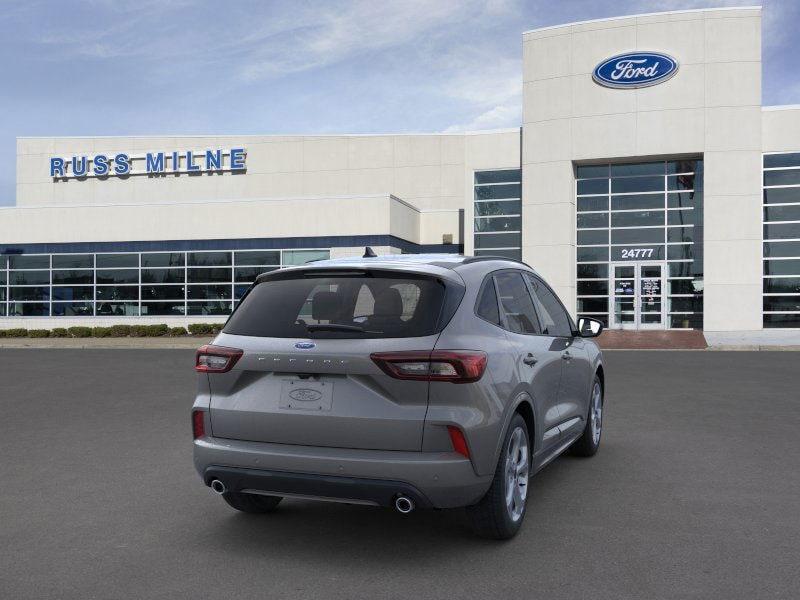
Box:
577, 317, 604, 338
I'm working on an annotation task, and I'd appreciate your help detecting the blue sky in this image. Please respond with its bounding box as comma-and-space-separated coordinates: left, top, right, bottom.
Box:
1, 0, 798, 206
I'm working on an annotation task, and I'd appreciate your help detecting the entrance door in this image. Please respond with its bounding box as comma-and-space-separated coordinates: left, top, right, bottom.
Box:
610, 262, 666, 330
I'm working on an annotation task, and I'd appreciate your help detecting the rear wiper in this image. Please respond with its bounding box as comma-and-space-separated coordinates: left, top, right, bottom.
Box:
305, 323, 370, 333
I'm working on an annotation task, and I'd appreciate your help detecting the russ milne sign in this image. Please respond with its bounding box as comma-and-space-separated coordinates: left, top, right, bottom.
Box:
49, 148, 246, 179
592, 52, 678, 89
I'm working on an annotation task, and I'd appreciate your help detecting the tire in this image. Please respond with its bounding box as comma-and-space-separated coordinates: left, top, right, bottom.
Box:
466, 413, 530, 540
570, 375, 603, 457
221, 492, 283, 514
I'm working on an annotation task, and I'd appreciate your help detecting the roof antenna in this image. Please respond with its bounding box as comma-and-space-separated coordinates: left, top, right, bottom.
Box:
363, 246, 377, 258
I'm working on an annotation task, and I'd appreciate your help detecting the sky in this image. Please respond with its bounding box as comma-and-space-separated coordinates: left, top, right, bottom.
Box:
1, 0, 798, 206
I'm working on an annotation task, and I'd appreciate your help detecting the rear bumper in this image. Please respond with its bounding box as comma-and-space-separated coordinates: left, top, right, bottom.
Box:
194, 437, 492, 509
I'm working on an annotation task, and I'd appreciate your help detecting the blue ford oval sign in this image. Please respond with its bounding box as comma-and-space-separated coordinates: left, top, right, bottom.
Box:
294, 341, 316, 350
593, 52, 678, 89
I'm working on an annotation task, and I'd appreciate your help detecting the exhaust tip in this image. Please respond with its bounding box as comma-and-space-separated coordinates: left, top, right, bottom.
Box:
394, 495, 414, 514
210, 479, 227, 495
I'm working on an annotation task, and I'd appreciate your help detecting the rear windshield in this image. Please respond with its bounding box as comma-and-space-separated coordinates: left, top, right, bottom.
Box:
224, 272, 447, 338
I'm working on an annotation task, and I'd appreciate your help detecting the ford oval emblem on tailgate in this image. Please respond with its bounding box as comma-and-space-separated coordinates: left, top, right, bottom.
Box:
288, 388, 323, 402
294, 341, 316, 350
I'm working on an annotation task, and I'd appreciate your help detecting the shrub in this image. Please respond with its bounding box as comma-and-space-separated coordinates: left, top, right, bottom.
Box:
109, 324, 132, 337
211, 323, 225, 334
51, 328, 69, 338
188, 323, 213, 335
4, 328, 28, 338
28, 329, 51, 338
168, 326, 188, 337
68, 326, 92, 338
145, 324, 169, 337
0, 330, 5, 338
130, 325, 148, 338
91, 327, 112, 338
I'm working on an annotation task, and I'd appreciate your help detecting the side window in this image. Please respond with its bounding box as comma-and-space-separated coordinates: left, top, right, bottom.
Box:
493, 271, 541, 335
526, 274, 573, 337
475, 276, 500, 326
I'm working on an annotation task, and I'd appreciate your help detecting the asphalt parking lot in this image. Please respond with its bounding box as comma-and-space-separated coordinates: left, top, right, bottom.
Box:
1, 349, 798, 599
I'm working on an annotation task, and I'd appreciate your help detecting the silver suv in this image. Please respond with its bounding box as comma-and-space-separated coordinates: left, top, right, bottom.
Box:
192, 253, 605, 539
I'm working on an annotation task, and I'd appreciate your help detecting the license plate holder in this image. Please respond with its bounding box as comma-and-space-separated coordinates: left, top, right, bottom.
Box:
279, 379, 333, 411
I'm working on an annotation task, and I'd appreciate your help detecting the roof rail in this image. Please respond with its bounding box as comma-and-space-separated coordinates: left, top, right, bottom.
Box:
461, 255, 532, 268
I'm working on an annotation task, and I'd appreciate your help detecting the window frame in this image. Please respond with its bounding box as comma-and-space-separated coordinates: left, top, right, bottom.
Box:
523, 272, 577, 338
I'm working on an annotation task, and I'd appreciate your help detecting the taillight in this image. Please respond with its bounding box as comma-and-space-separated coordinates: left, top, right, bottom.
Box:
192, 410, 205, 439
195, 345, 243, 373
370, 350, 487, 383
447, 425, 470, 458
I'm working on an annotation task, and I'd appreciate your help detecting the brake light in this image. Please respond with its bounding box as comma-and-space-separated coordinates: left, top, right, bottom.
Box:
447, 426, 470, 458
195, 345, 243, 373
192, 410, 205, 439
370, 350, 487, 383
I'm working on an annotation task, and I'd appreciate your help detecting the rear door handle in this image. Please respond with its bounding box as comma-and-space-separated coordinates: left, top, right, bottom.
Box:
523, 353, 538, 366
561, 351, 572, 361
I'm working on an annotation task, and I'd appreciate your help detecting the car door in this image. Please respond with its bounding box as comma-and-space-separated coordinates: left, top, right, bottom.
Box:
525, 273, 593, 439
492, 270, 564, 451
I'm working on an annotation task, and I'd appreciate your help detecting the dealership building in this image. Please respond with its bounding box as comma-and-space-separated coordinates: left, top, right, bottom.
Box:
2, 6, 799, 339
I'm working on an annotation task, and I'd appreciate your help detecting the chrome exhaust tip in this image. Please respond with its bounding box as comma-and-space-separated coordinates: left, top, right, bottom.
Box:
210, 479, 227, 495
394, 495, 414, 514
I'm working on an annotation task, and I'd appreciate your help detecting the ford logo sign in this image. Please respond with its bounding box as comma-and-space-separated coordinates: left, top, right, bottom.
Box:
294, 341, 316, 350
593, 52, 678, 89
288, 388, 323, 402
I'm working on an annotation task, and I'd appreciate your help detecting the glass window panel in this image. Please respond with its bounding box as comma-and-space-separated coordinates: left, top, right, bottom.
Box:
474, 200, 521, 216
96, 286, 138, 301
187, 251, 231, 266
473, 248, 522, 260
763, 296, 800, 312
474, 170, 520, 184
577, 264, 608, 279
669, 280, 702, 295
141, 285, 185, 300
667, 209, 696, 226
669, 297, 703, 312
577, 179, 608, 195
96, 269, 138, 284
0, 271, 5, 285
578, 313, 608, 327
667, 191, 701, 209
187, 284, 231, 300
576, 165, 608, 179
667, 245, 694, 261
141, 302, 185, 316
234, 266, 277, 283
611, 176, 663, 194
763, 278, 800, 294
0, 255, 5, 269
611, 210, 664, 228
0, 304, 5, 316
96, 254, 138, 268
764, 223, 800, 240
667, 160, 701, 174
611, 194, 664, 210
141, 268, 185, 284
10, 287, 49, 301
96, 302, 139, 316
8, 302, 49, 316
764, 205, 800, 222
187, 301, 232, 316
474, 216, 521, 233
763, 187, 800, 204
764, 153, 800, 168
53, 286, 94, 301
474, 184, 522, 200
670, 314, 703, 329
187, 267, 232, 283
51, 302, 94, 316
9, 255, 49, 269
141, 253, 185, 268
234, 285, 250, 300
527, 275, 573, 337
668, 227, 694, 243
9, 270, 50, 285
234, 250, 280, 266
764, 259, 800, 276
610, 162, 664, 176
0, 288, 5, 301
52, 254, 93, 269
764, 314, 800, 328
615, 265, 635, 278
577, 298, 608, 313
577, 281, 608, 296
763, 241, 800, 258
611, 228, 664, 244
764, 170, 800, 187
474, 233, 521, 249
493, 272, 540, 335
577, 230, 608, 245
577, 212, 608, 229
667, 174, 697, 191
668, 262, 696, 277
52, 270, 93, 284
577, 247, 609, 262
577, 196, 609, 212
282, 250, 330, 265
475, 278, 500, 326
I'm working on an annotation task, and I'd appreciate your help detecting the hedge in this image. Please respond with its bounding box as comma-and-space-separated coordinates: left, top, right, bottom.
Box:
0, 324, 224, 338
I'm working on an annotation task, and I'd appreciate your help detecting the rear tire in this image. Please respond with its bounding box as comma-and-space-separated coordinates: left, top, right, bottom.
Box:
570, 375, 603, 457
221, 492, 283, 514
466, 413, 530, 540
